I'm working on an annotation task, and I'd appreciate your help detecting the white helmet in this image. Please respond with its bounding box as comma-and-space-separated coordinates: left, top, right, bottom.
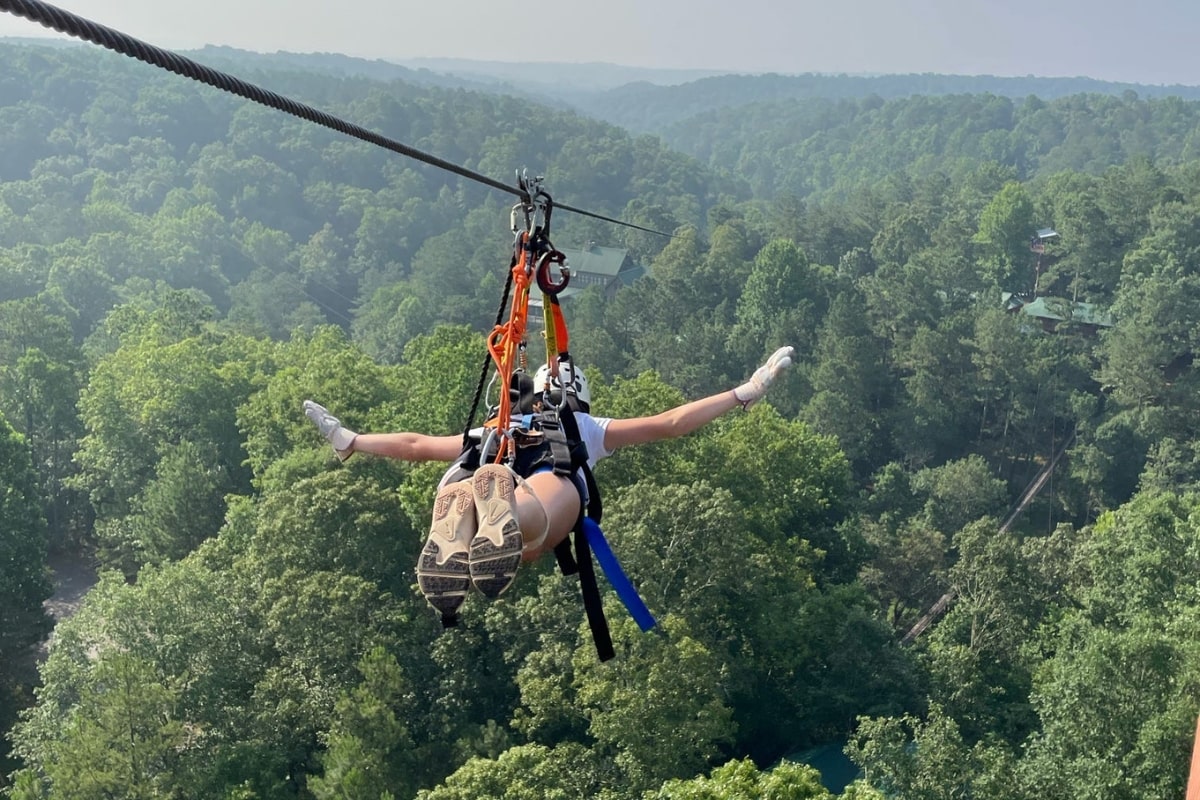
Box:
534, 361, 591, 411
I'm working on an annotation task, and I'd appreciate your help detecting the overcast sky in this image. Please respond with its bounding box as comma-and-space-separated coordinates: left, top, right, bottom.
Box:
1, 0, 1197, 86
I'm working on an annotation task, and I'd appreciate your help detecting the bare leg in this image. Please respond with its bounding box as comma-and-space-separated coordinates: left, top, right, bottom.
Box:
516, 471, 581, 561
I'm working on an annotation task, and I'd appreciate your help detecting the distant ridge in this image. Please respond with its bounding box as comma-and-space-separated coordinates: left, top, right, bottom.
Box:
188, 45, 490, 91
0, 35, 81, 49
6, 36, 1200, 136
570, 72, 1200, 133
396, 57, 731, 90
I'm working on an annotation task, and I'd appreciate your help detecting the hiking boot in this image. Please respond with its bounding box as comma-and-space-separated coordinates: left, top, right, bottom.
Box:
468, 464, 526, 597
416, 482, 476, 623
303, 400, 357, 461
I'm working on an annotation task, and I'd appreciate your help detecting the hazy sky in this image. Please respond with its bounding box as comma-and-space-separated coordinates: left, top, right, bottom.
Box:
2, 0, 1198, 86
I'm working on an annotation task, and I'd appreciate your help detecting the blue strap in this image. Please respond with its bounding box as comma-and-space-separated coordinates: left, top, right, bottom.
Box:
581, 517, 656, 632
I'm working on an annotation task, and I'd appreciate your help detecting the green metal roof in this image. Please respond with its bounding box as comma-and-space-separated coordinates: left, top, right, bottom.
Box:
560, 243, 637, 278
1002, 293, 1114, 327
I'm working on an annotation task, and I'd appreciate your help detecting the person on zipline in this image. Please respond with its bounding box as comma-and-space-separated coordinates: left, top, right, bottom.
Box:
304, 346, 793, 620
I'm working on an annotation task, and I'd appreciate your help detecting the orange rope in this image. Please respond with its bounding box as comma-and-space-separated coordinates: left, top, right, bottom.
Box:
483, 223, 575, 459
484, 232, 534, 462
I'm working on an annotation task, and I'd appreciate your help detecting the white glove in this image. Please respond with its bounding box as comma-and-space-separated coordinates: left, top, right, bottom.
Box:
733, 346, 794, 408
304, 400, 357, 461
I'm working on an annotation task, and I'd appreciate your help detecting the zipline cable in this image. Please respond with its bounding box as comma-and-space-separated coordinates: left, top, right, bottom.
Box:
0, 0, 677, 238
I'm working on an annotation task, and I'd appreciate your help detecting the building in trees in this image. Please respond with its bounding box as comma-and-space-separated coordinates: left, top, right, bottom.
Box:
1002, 292, 1114, 335
557, 243, 645, 299
530, 243, 645, 323
1003, 227, 1114, 336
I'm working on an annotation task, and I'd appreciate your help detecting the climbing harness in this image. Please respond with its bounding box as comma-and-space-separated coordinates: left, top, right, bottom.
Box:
456, 173, 655, 661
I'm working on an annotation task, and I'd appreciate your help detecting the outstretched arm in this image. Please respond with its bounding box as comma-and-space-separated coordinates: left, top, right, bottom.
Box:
305, 399, 463, 463
603, 390, 741, 450
350, 432, 463, 462
602, 346, 794, 452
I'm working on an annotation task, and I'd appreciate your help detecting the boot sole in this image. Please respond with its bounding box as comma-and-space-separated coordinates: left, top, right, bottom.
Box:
469, 464, 523, 598
416, 484, 474, 618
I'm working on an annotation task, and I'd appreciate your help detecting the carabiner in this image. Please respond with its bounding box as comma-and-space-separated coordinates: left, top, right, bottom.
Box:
510, 201, 531, 235
536, 249, 571, 295
555, 358, 577, 411
481, 426, 515, 466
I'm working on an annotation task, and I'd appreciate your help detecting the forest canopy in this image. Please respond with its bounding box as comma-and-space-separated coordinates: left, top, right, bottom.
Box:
1, 38, 1200, 799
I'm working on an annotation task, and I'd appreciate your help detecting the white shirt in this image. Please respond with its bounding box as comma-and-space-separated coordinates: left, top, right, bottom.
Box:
572, 413, 614, 470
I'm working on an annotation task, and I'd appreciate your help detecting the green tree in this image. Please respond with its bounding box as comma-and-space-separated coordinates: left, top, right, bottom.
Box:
651, 757, 835, 799
911, 455, 1008, 537
870, 208, 930, 271
74, 299, 257, 572
125, 439, 238, 565
974, 182, 1037, 290
1021, 622, 1196, 800
37, 653, 185, 800
857, 515, 949, 632
0, 297, 86, 548
587, 370, 691, 492
308, 647, 419, 800
1077, 490, 1200, 626
848, 707, 1019, 800
0, 413, 53, 774
698, 405, 855, 579
574, 614, 736, 794
923, 519, 1043, 744
1097, 202, 1200, 456
1038, 172, 1120, 301
729, 238, 828, 368
805, 290, 893, 474
892, 318, 977, 469
10, 562, 274, 798
602, 481, 772, 646
248, 469, 417, 599
625, 228, 738, 396
417, 742, 607, 800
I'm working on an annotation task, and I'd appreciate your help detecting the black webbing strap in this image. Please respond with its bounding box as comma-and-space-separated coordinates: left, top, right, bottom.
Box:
545, 404, 587, 576
537, 409, 575, 480
553, 456, 613, 660
553, 537, 579, 575
571, 524, 615, 661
